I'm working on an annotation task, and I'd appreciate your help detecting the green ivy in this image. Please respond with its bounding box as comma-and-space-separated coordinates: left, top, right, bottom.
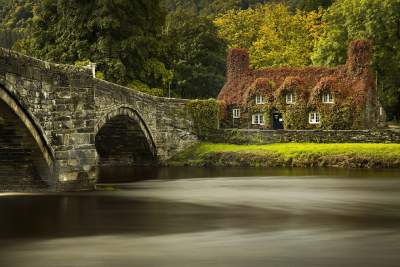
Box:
283, 104, 309, 129
187, 99, 220, 139
248, 103, 272, 128
320, 105, 352, 130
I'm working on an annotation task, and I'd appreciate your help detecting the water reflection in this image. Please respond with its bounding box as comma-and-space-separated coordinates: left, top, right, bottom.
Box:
98, 165, 400, 183
0, 167, 400, 267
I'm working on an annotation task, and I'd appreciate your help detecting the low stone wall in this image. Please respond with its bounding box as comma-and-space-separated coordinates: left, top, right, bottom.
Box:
210, 129, 400, 144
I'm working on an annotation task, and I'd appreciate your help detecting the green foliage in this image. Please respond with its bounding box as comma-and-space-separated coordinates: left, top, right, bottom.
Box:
190, 142, 400, 158
74, 59, 92, 68
248, 103, 272, 128
288, 0, 333, 12
14, 0, 168, 90
95, 71, 105, 80
214, 7, 264, 49
128, 80, 165, 97
161, 0, 332, 17
282, 104, 309, 129
214, 4, 326, 68
0, 0, 37, 30
162, 10, 226, 98
320, 105, 352, 130
312, 0, 400, 119
187, 99, 220, 138
0, 0, 36, 49
162, 0, 269, 17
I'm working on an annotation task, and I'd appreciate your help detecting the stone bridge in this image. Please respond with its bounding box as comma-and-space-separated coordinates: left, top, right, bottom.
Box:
0, 48, 198, 191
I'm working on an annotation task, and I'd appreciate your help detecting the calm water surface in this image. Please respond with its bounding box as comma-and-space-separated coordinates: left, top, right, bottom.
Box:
1, 167, 400, 267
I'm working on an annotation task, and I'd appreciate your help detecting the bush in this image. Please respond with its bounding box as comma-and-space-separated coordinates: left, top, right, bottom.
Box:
187, 99, 220, 139
128, 80, 165, 97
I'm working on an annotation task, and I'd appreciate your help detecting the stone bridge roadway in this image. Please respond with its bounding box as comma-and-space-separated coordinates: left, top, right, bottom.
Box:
0, 48, 198, 190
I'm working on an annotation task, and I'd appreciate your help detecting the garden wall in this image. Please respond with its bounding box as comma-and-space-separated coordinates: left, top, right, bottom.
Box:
211, 129, 400, 144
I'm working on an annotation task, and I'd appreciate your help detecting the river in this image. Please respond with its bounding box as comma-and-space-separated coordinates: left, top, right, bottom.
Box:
0, 167, 400, 267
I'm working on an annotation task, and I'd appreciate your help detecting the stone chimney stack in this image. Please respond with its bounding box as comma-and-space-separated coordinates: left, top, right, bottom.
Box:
346, 40, 373, 75
227, 48, 250, 82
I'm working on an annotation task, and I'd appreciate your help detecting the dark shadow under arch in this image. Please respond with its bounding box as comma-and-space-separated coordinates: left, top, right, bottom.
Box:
95, 107, 157, 168
0, 84, 55, 189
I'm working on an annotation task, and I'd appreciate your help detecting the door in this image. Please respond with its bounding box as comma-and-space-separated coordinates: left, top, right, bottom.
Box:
272, 111, 284, 130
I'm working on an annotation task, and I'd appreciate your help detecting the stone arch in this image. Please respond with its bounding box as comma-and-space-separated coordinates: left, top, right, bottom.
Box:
95, 106, 157, 166
0, 84, 54, 166
0, 84, 55, 187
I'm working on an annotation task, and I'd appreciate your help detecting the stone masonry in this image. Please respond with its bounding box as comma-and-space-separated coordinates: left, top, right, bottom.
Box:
216, 129, 400, 144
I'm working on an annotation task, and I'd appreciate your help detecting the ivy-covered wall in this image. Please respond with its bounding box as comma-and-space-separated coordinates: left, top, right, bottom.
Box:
187, 99, 220, 139
228, 75, 363, 130
229, 93, 364, 130
218, 40, 385, 130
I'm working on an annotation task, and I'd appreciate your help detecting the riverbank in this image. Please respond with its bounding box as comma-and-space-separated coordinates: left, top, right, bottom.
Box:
168, 143, 400, 168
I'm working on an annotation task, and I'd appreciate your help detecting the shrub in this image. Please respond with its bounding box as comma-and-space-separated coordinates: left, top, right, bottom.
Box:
187, 99, 220, 139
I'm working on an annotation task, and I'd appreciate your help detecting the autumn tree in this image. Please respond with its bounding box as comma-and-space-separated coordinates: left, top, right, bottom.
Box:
214, 4, 325, 68
312, 0, 400, 119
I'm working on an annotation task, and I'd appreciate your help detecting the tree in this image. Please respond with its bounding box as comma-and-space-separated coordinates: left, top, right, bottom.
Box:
214, 7, 264, 49
161, 0, 270, 17
162, 10, 227, 98
0, 0, 37, 49
288, 0, 333, 11
214, 4, 325, 68
312, 0, 400, 120
15, 0, 169, 90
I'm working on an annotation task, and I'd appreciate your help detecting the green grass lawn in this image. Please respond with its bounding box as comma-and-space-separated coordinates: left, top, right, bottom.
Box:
170, 142, 400, 168
195, 143, 400, 158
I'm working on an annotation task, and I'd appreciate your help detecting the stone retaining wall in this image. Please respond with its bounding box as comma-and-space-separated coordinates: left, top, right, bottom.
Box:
212, 129, 400, 144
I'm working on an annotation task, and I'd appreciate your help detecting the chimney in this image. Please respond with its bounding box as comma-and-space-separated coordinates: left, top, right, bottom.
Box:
227, 48, 250, 81
346, 40, 373, 75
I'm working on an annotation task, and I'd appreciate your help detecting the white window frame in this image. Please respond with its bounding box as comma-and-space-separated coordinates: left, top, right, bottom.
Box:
286, 93, 295, 104
232, 108, 240, 119
309, 112, 321, 124
255, 95, 264, 105
322, 92, 334, 104
252, 113, 264, 125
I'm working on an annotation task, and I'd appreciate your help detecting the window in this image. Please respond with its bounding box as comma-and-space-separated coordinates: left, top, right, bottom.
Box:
255, 95, 264, 104
232, 108, 240, 119
309, 112, 320, 124
286, 93, 295, 104
322, 93, 334, 103
252, 113, 264, 125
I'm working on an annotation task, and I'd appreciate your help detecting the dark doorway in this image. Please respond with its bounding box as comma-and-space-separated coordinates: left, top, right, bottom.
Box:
272, 110, 284, 130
